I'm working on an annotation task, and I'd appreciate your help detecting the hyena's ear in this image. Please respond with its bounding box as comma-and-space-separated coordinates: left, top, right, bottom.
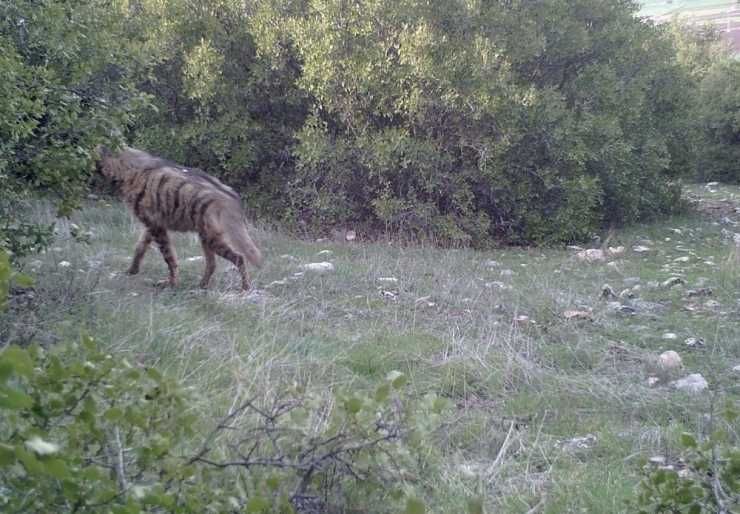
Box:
94, 145, 111, 159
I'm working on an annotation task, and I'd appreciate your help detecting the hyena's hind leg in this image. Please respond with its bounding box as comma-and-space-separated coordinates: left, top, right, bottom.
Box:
149, 226, 179, 287
206, 235, 251, 290
126, 228, 154, 276
197, 239, 217, 289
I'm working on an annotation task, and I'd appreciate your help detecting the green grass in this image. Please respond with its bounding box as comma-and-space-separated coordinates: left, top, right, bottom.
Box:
5, 182, 740, 512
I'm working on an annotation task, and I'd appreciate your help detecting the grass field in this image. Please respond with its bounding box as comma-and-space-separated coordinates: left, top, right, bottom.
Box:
639, 0, 737, 18
5, 182, 740, 512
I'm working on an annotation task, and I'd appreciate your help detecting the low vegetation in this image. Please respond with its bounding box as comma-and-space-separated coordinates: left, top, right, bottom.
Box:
3, 183, 740, 511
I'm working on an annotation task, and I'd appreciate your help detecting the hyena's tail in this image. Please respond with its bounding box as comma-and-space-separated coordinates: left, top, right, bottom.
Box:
219, 205, 264, 269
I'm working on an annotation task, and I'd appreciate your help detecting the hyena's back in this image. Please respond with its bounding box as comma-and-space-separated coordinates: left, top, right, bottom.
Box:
95, 145, 263, 290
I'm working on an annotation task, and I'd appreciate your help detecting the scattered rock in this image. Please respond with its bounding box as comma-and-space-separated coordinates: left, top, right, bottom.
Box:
606, 302, 636, 315
280, 254, 297, 261
28, 260, 45, 269
685, 288, 713, 298
661, 277, 685, 288
185, 256, 205, 262
265, 280, 288, 288
733, 365, 740, 373
633, 246, 650, 253
619, 288, 634, 299
87, 193, 99, 200
624, 277, 641, 284
486, 260, 501, 267
706, 181, 719, 187
684, 338, 705, 349
58, 261, 72, 268
601, 284, 616, 297
658, 350, 682, 368
670, 374, 708, 393
704, 299, 720, 309
577, 249, 604, 262
500, 269, 516, 277
606, 246, 625, 255
673, 256, 690, 263
514, 315, 533, 325
564, 310, 590, 320
346, 230, 357, 242
662, 333, 677, 340
647, 377, 660, 388
316, 250, 332, 256
667, 228, 682, 235
377, 277, 398, 283
647, 281, 660, 288
559, 434, 598, 452
379, 291, 397, 300
566, 245, 584, 251
628, 298, 663, 312
300, 262, 334, 273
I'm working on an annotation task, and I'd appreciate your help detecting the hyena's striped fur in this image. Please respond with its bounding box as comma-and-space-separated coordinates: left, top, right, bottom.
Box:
94, 145, 263, 290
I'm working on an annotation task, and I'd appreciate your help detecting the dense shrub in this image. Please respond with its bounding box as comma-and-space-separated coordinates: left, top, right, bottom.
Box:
0, 0, 147, 259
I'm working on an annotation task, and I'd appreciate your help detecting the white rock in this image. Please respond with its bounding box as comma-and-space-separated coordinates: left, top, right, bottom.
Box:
647, 377, 660, 387
379, 291, 397, 299
606, 246, 625, 255
486, 260, 501, 267
281, 254, 297, 261
704, 300, 719, 309
377, 277, 398, 283
684, 338, 704, 348
706, 182, 719, 187
300, 262, 334, 273
577, 249, 604, 261
316, 250, 332, 256
58, 261, 72, 268
647, 281, 660, 288
674, 256, 690, 263
733, 365, 740, 373
658, 350, 682, 368
500, 269, 516, 277
670, 374, 708, 393
633, 246, 650, 253
185, 256, 205, 262
662, 333, 677, 340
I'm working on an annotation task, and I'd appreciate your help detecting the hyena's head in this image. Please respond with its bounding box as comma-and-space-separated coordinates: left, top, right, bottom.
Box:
93, 145, 113, 177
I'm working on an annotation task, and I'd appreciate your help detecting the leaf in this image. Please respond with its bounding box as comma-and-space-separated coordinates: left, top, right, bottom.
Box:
103, 407, 125, 421
680, 432, 697, 449
14, 275, 34, 287
266, 474, 281, 490
0, 443, 16, 465
245, 495, 269, 512
374, 383, 391, 402
405, 497, 425, 514
0, 388, 34, 409
387, 370, 407, 389
0, 346, 34, 377
43, 458, 71, 479
345, 397, 362, 414
700, 429, 725, 451
467, 495, 485, 514
144, 366, 163, 381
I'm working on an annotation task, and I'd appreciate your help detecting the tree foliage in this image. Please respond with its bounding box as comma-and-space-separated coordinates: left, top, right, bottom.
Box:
0, 0, 148, 260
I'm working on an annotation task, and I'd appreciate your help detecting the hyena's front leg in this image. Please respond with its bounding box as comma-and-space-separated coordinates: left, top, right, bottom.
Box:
150, 227, 179, 287
198, 239, 217, 289
126, 228, 154, 276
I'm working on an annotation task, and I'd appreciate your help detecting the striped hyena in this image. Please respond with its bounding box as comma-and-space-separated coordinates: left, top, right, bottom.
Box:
94, 145, 263, 290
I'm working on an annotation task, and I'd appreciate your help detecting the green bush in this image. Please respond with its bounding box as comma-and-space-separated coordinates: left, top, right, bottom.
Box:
629, 399, 740, 513
0, 0, 148, 259
264, 0, 696, 245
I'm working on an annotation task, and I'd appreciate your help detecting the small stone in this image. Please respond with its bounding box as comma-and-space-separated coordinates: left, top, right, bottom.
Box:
670, 373, 708, 393
566, 245, 584, 251
377, 277, 398, 283
661, 277, 685, 288
633, 246, 650, 253
601, 284, 616, 297
379, 291, 397, 299
674, 256, 690, 263
345, 230, 357, 241
658, 350, 682, 368
58, 261, 71, 268
647, 377, 660, 388
684, 338, 705, 348
619, 288, 633, 299
486, 260, 501, 267
185, 256, 205, 262
300, 262, 334, 273
500, 269, 516, 277
316, 250, 332, 256
578, 249, 604, 261
647, 281, 660, 288
704, 300, 720, 309
662, 333, 677, 340
606, 246, 625, 255
280, 254, 297, 261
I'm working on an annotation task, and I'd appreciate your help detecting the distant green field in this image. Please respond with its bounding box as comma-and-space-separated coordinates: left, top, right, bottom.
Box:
638, 0, 736, 18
